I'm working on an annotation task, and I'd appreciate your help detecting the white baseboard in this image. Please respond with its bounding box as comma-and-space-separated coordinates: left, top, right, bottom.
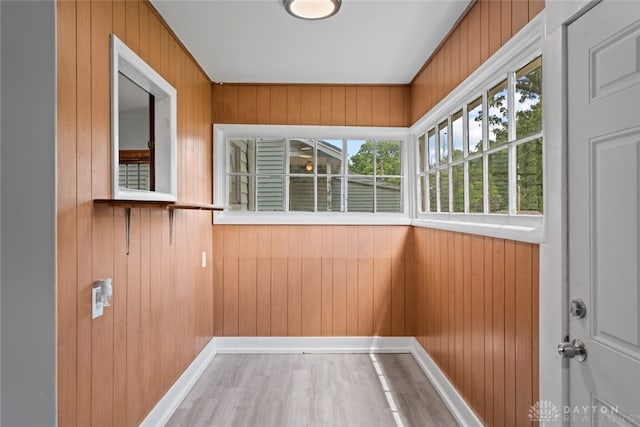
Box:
211, 336, 414, 353
140, 336, 481, 427
139, 338, 217, 427
409, 339, 483, 427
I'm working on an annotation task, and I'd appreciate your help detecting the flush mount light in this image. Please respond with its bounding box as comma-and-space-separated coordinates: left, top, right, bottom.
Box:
284, 0, 341, 20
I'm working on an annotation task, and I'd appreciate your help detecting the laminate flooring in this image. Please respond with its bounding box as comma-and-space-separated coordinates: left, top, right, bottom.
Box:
167, 353, 459, 427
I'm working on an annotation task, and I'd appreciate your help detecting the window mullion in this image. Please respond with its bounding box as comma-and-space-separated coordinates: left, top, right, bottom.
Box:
448, 115, 453, 213
313, 139, 318, 212
508, 71, 517, 215
373, 140, 377, 214
463, 104, 469, 213
482, 91, 489, 214
285, 138, 290, 212
343, 139, 348, 213
435, 127, 441, 213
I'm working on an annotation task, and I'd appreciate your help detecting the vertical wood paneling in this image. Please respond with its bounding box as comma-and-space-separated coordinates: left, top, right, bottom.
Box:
222, 225, 239, 336
447, 232, 456, 379
321, 227, 333, 336
450, 28, 460, 90
286, 86, 301, 125
532, 245, 540, 412
270, 86, 287, 125
357, 226, 374, 335
467, 5, 482, 74
459, 18, 469, 83
492, 239, 506, 427
300, 86, 321, 125
124, 209, 141, 426
332, 226, 348, 335
407, 230, 538, 427
238, 86, 257, 124
345, 86, 357, 126
529, 0, 544, 19
57, 1, 78, 425
212, 84, 408, 127
256, 86, 271, 124
504, 240, 517, 426
139, 210, 152, 412
480, 0, 490, 62
57, 2, 215, 424
320, 86, 332, 126
512, 0, 529, 36
222, 85, 238, 124
454, 233, 464, 389
373, 227, 392, 336
270, 226, 289, 335
389, 86, 404, 127
113, 208, 128, 427
371, 86, 390, 127
345, 226, 359, 335
515, 242, 533, 426
287, 225, 303, 335
484, 237, 494, 426
213, 225, 410, 339
211, 84, 223, 124
256, 226, 272, 336
330, 86, 346, 126
489, 0, 502, 56
213, 224, 224, 337
463, 234, 473, 398
410, 0, 544, 121
238, 225, 257, 336
391, 227, 406, 336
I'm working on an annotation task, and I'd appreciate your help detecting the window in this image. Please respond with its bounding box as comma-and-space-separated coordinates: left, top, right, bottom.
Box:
416, 56, 543, 218
223, 135, 404, 215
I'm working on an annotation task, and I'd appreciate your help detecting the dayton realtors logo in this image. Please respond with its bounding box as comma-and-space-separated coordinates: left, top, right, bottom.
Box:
529, 401, 560, 424
529, 401, 636, 425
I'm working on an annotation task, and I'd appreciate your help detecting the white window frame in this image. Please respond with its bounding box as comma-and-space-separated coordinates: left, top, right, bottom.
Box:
410, 13, 545, 243
213, 124, 411, 225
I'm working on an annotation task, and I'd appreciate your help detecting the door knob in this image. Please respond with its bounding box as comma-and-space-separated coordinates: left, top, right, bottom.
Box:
557, 338, 587, 362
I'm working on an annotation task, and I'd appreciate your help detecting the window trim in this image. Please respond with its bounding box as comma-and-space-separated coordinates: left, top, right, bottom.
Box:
213, 124, 411, 225
409, 13, 545, 243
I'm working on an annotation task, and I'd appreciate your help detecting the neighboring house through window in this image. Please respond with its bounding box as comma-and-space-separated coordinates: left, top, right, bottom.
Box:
227, 137, 404, 213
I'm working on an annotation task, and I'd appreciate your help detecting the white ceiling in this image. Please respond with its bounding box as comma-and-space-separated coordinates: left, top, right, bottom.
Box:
150, 0, 472, 84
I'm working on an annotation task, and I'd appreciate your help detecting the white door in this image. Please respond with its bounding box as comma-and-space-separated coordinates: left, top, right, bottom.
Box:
568, 1, 640, 425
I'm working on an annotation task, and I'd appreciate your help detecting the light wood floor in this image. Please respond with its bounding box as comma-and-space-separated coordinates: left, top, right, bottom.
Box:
167, 353, 458, 427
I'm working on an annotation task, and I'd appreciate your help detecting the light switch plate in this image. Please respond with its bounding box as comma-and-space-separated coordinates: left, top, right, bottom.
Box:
92, 287, 103, 319
201, 251, 207, 268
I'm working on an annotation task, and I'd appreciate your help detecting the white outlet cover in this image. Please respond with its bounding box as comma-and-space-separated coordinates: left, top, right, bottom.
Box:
201, 251, 207, 268
92, 287, 103, 319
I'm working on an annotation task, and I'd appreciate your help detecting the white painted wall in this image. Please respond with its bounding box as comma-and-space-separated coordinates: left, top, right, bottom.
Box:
1, 1, 56, 425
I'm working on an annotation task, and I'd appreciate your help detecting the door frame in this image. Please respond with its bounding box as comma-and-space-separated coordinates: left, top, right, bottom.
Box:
541, 1, 601, 424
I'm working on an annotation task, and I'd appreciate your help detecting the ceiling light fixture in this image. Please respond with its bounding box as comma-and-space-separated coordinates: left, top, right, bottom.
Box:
284, 0, 341, 20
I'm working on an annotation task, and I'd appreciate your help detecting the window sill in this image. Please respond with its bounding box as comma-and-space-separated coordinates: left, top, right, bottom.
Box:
412, 214, 544, 243
214, 211, 412, 226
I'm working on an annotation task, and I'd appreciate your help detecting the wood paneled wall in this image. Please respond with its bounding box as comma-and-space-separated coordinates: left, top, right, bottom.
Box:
410, 0, 544, 123
409, 227, 539, 427
212, 225, 410, 337
213, 225, 539, 426
212, 84, 412, 127
57, 1, 213, 426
